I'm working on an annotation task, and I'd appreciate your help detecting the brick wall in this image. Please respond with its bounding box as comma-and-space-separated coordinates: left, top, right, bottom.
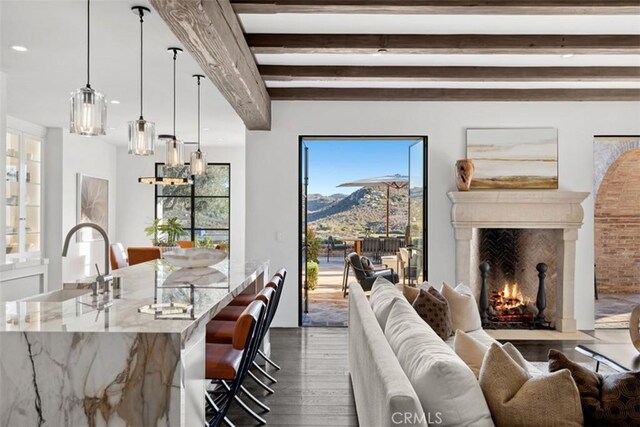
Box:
595, 149, 640, 294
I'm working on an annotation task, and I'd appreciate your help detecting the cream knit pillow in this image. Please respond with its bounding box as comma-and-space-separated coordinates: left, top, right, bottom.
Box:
479, 343, 583, 427
441, 282, 482, 332
454, 330, 528, 378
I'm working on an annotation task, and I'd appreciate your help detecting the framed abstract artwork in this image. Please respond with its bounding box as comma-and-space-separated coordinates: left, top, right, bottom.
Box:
466, 128, 558, 189
76, 174, 109, 241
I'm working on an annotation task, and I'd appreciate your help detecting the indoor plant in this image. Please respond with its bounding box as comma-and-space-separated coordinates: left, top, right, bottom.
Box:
145, 217, 188, 248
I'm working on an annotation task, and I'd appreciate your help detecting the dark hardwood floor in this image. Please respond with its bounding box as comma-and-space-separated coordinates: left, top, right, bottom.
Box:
227, 327, 358, 426
226, 327, 625, 426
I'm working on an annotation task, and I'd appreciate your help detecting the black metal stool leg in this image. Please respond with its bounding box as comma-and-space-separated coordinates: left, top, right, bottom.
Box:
221, 380, 267, 425
248, 370, 275, 394
258, 349, 281, 371
253, 361, 278, 383
240, 384, 270, 412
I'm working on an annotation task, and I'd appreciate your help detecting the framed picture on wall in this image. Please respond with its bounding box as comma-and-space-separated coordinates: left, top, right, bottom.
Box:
76, 174, 109, 241
466, 128, 558, 189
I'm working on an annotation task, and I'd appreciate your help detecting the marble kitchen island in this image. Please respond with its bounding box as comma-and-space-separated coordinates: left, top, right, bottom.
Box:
0, 258, 269, 427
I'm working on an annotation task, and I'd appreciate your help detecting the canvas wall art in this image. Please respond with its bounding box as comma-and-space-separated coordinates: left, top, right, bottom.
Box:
77, 174, 109, 241
466, 128, 558, 189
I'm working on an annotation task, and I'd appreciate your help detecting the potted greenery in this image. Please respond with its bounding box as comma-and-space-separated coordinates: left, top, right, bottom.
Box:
145, 217, 188, 254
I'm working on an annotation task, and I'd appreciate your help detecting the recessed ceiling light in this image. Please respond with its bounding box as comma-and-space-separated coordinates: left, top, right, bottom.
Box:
110, 100, 120, 104
372, 48, 388, 57
561, 53, 574, 58
11, 45, 28, 52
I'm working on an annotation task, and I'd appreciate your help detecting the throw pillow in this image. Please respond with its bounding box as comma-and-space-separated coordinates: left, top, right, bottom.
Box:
394, 283, 422, 304
412, 287, 453, 340
369, 276, 404, 330
549, 349, 640, 426
360, 256, 374, 272
480, 344, 583, 427
441, 282, 482, 332
454, 330, 528, 378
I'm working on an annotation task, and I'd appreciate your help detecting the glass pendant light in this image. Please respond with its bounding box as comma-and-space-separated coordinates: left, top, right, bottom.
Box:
159, 47, 184, 167
128, 6, 155, 155
70, 0, 107, 136
190, 75, 207, 176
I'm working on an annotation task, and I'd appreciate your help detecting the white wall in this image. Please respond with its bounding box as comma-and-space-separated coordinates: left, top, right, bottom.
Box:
45, 130, 118, 288
0, 72, 6, 263
246, 101, 640, 328
115, 144, 246, 263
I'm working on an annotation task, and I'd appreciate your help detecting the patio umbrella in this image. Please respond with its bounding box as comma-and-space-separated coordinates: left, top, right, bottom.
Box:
337, 174, 408, 237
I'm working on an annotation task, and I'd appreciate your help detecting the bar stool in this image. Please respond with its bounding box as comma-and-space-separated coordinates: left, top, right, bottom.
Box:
207, 286, 276, 425
227, 269, 287, 307
205, 300, 267, 427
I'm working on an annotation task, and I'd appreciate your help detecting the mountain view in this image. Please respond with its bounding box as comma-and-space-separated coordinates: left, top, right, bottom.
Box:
308, 187, 409, 240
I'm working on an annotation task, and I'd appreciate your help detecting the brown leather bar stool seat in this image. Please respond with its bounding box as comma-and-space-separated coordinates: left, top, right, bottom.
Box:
214, 305, 246, 322
205, 344, 242, 380
229, 293, 257, 306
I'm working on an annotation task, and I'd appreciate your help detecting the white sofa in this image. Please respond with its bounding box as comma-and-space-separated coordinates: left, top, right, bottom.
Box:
348, 281, 541, 427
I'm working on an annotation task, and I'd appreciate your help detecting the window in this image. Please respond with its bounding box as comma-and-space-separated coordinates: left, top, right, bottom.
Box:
155, 163, 230, 250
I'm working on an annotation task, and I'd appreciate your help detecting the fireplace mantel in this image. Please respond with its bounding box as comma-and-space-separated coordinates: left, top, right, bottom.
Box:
447, 190, 589, 332
447, 190, 589, 229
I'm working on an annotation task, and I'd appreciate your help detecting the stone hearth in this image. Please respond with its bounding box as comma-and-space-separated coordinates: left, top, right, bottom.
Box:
448, 191, 589, 332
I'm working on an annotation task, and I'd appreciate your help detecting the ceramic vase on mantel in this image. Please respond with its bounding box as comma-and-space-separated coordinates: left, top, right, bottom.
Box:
456, 159, 475, 191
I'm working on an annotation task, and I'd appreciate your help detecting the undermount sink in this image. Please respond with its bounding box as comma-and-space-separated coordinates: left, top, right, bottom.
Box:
21, 288, 92, 303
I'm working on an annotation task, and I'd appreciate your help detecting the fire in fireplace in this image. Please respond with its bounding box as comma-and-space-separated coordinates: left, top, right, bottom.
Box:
489, 282, 535, 322
479, 262, 551, 329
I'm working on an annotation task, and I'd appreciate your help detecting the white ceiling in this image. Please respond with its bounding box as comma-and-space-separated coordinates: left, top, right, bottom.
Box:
1, 0, 246, 147
238, 13, 640, 35
240, 12, 640, 90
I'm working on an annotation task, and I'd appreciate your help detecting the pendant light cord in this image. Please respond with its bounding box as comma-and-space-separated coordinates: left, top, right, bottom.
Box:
197, 76, 201, 151
173, 50, 177, 138
86, 0, 91, 88
139, 9, 144, 119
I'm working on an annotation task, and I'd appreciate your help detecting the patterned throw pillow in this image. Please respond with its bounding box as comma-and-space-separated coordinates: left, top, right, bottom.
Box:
412, 286, 453, 340
549, 349, 640, 426
360, 256, 374, 273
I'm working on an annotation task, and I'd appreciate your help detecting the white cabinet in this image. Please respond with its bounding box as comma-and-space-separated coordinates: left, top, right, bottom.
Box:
4, 120, 44, 263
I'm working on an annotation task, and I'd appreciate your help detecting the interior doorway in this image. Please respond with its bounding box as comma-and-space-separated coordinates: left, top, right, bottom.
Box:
594, 135, 640, 329
298, 136, 428, 327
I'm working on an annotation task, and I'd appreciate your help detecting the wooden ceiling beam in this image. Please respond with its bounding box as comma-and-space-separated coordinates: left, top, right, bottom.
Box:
259, 65, 640, 81
231, 0, 640, 15
247, 34, 640, 55
150, 0, 271, 130
268, 88, 640, 101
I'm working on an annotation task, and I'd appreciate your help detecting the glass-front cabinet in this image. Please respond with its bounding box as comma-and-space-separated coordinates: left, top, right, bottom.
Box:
5, 129, 43, 262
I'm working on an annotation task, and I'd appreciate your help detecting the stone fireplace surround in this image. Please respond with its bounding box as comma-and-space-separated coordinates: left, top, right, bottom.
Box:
448, 191, 589, 332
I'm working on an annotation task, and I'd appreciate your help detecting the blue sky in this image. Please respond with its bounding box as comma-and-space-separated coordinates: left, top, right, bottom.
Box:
305, 139, 417, 195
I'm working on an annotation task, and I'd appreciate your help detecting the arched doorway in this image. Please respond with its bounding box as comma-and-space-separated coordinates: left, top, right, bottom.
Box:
594, 136, 640, 328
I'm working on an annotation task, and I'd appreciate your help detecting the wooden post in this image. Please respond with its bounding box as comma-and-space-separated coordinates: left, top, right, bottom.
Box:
386, 186, 390, 237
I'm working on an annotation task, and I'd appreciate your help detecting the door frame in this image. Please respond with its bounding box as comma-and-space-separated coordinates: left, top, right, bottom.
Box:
297, 136, 429, 326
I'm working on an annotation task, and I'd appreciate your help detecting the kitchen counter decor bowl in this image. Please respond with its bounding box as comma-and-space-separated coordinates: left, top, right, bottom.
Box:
164, 248, 227, 268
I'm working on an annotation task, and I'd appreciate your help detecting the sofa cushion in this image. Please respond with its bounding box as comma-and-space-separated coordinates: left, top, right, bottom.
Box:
441, 282, 482, 332
480, 344, 583, 427
549, 349, 640, 426
385, 299, 494, 427
412, 287, 453, 340
454, 330, 528, 378
370, 276, 404, 330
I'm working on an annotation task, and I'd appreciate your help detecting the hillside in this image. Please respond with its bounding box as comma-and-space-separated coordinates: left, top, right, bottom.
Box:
308, 187, 408, 240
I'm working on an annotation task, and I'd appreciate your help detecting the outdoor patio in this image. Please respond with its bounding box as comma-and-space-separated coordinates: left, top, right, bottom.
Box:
302, 256, 350, 327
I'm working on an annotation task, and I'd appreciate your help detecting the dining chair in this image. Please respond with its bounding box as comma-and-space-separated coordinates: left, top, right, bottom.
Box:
127, 247, 162, 266
109, 243, 128, 270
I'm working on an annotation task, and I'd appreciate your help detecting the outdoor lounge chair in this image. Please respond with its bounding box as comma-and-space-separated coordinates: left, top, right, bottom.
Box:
342, 252, 399, 297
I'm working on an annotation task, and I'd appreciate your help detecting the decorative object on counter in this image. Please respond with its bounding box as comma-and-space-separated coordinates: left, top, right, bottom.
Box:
630, 305, 640, 352
190, 74, 207, 176
467, 128, 558, 189
138, 302, 193, 318
6, 165, 18, 181
164, 248, 227, 269
144, 217, 187, 248
77, 174, 109, 241
455, 159, 474, 191
159, 47, 185, 168
128, 6, 155, 156
70, 0, 107, 136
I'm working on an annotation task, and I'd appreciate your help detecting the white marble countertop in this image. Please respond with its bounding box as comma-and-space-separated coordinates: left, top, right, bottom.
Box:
0, 258, 268, 343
